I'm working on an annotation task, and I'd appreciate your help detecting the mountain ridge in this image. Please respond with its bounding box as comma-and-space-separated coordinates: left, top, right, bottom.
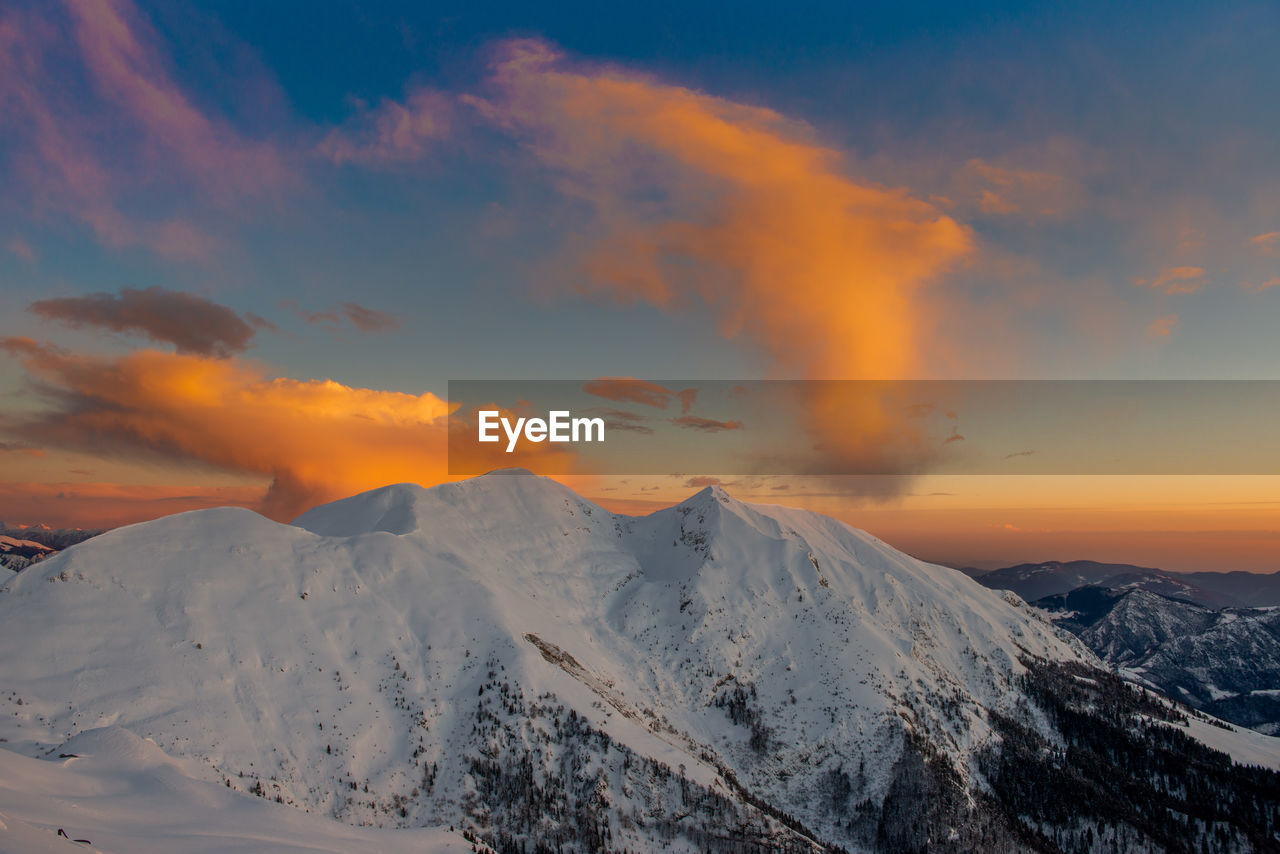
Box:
1, 472, 1276, 852
975, 558, 1280, 608
1035, 584, 1280, 735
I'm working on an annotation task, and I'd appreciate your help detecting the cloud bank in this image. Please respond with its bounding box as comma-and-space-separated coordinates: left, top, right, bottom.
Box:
1, 338, 452, 520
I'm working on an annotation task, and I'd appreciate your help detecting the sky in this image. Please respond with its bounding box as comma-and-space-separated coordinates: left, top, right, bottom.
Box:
0, 0, 1277, 572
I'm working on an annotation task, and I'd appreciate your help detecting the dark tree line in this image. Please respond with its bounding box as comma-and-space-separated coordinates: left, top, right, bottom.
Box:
980, 659, 1280, 853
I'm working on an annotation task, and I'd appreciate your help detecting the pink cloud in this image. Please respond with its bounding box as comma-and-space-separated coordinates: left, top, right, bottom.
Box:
0, 1, 291, 261
7, 236, 36, 262
62, 0, 288, 197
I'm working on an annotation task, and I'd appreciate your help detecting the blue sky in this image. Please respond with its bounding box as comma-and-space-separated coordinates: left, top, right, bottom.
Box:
4, 0, 1279, 388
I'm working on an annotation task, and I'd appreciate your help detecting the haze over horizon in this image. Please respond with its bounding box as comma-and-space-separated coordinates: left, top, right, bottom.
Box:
1, 0, 1277, 572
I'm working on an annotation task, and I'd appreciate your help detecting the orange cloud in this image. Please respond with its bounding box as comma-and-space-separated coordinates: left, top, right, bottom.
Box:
1147, 314, 1178, 337
1134, 266, 1206, 294
1250, 231, 1280, 256
1176, 226, 1206, 252
471, 41, 973, 480
472, 40, 972, 382
0, 442, 43, 458
0, 338, 459, 521
1242, 277, 1280, 294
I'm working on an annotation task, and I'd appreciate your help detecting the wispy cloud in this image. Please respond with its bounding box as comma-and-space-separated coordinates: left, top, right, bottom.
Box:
1250, 231, 1280, 256
337, 302, 402, 333
1147, 314, 1178, 337
1134, 266, 1207, 294
61, 0, 288, 197
583, 407, 655, 434
1242, 277, 1280, 294
963, 158, 1083, 218
671, 415, 743, 432
0, 0, 291, 261
319, 89, 452, 166
283, 300, 403, 335
7, 236, 36, 262
582, 378, 696, 412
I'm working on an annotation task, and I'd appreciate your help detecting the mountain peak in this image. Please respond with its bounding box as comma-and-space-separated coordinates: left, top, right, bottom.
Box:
291, 482, 431, 536
680, 482, 735, 508
291, 470, 600, 538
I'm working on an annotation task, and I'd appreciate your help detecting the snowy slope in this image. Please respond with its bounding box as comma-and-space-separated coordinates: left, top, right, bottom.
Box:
0, 471, 1273, 850
0, 727, 478, 853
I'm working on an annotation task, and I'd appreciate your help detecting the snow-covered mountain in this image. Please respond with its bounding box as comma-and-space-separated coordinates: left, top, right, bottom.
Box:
0, 525, 102, 573
1, 471, 1277, 852
1183, 570, 1280, 608
1035, 585, 1280, 735
0, 727, 480, 853
0, 523, 104, 551
0, 534, 55, 573
976, 559, 1244, 608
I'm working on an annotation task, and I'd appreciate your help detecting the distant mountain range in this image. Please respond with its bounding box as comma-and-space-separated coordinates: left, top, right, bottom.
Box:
971, 559, 1280, 608
0, 535, 55, 573
0, 524, 103, 572
1035, 585, 1280, 735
